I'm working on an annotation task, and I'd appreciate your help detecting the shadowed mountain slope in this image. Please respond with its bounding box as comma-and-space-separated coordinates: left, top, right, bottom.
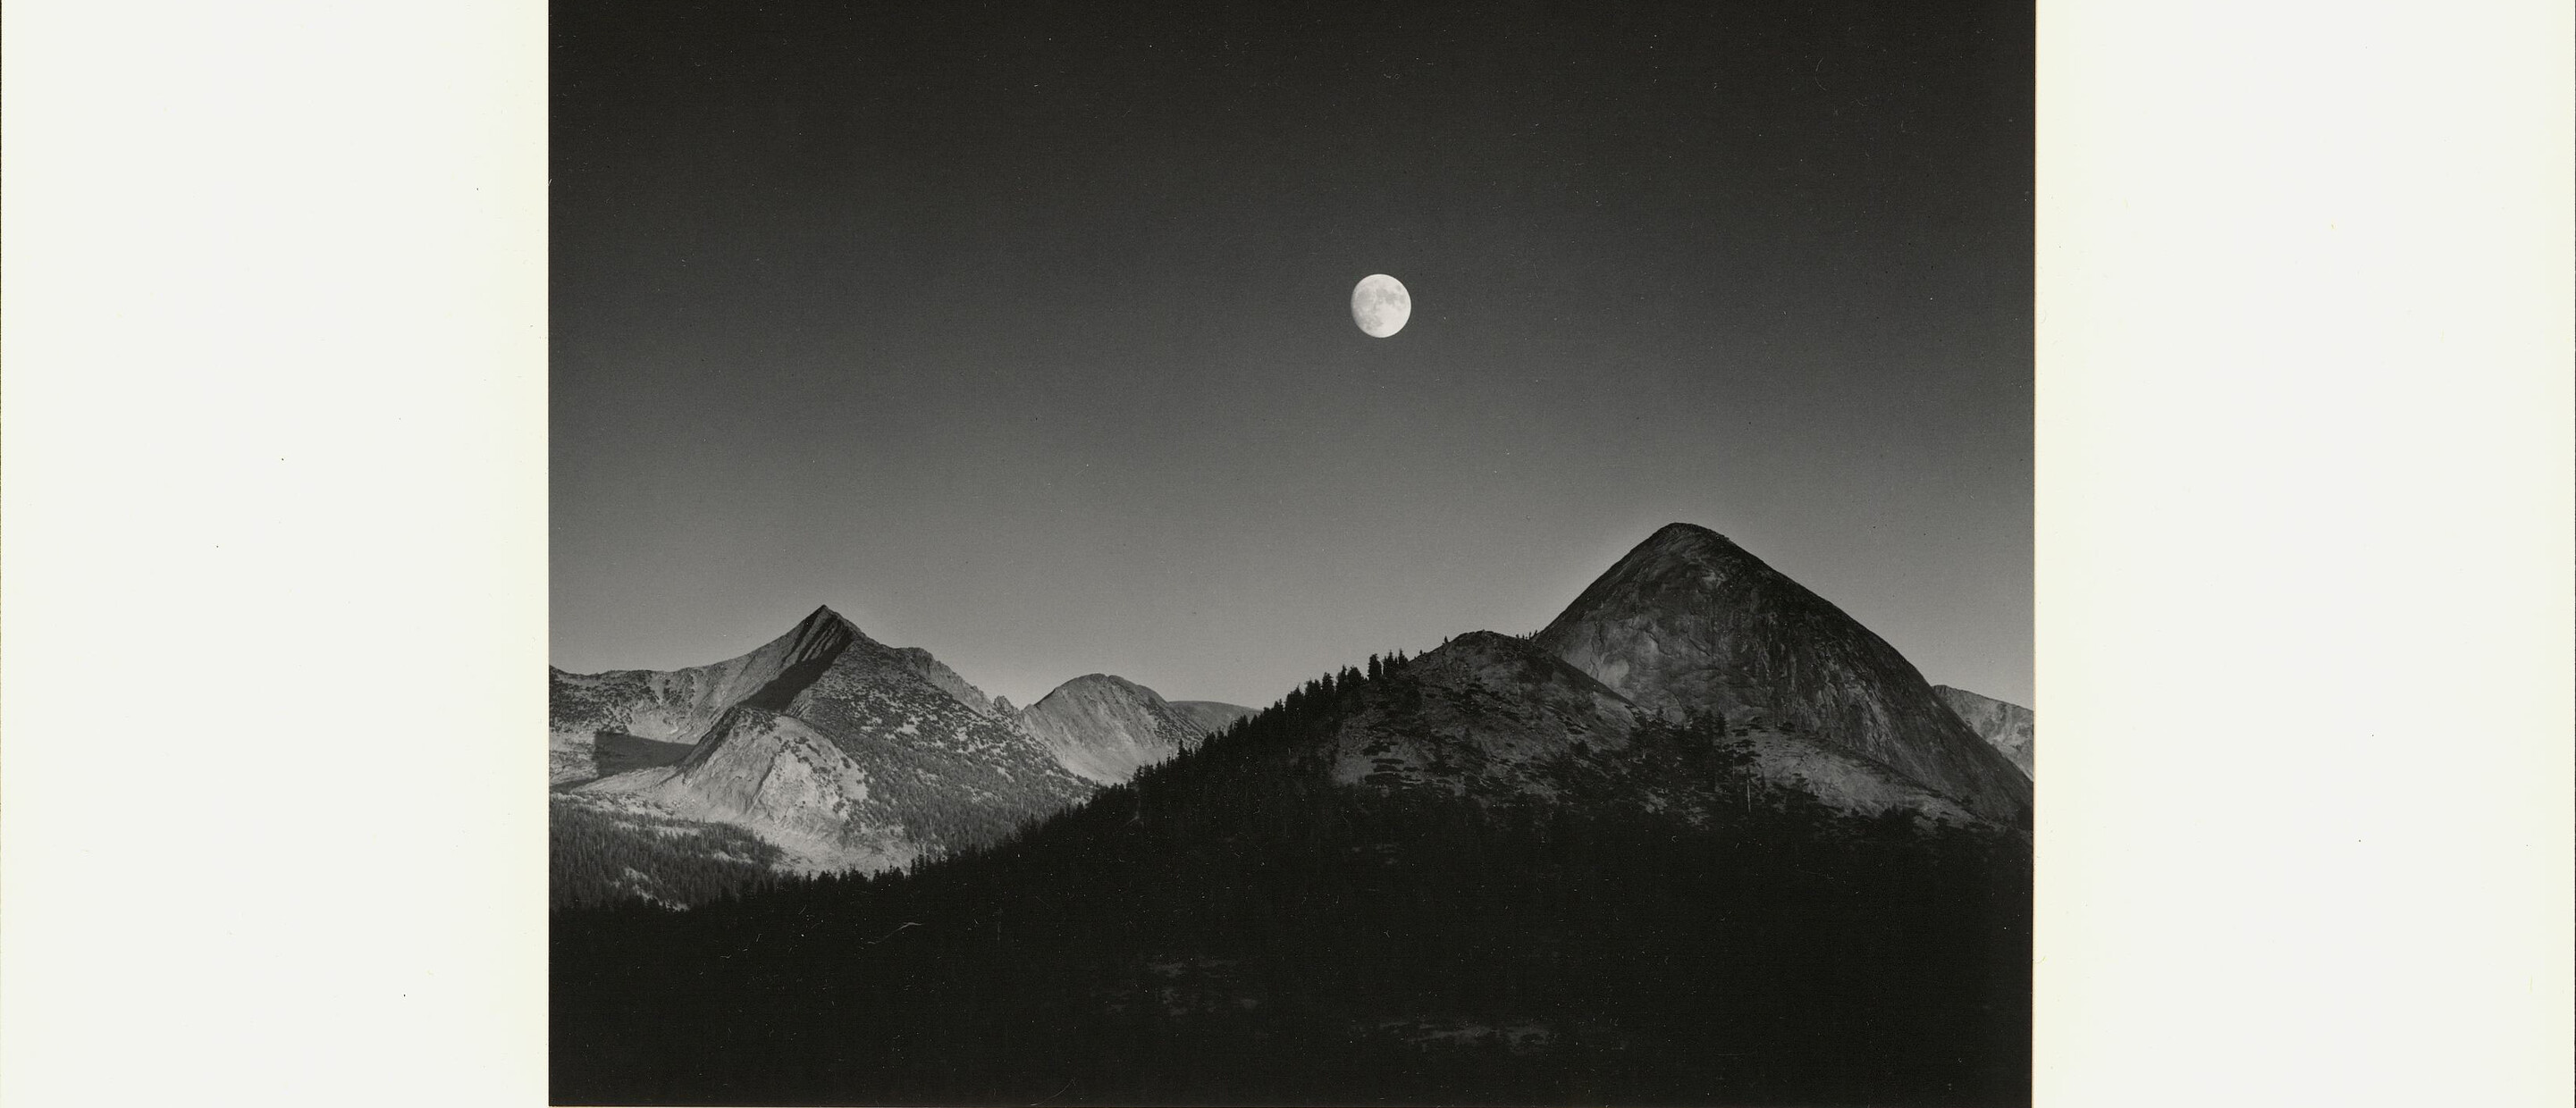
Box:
548, 606, 860, 784
1327, 632, 1975, 823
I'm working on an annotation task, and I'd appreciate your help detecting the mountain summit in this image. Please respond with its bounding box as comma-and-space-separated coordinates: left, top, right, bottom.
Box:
547, 605, 862, 783
551, 607, 1091, 873
1535, 523, 2032, 821
1015, 674, 1237, 785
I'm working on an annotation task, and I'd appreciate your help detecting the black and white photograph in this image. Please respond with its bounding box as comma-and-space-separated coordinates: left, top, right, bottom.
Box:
546, 2, 2035, 1103
2, 2, 2570, 1107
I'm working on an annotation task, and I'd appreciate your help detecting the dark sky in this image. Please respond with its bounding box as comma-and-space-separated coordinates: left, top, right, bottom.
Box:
551, 0, 2033, 709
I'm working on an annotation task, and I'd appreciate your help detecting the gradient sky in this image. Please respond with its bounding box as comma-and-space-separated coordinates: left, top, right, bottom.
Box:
551, 0, 2033, 709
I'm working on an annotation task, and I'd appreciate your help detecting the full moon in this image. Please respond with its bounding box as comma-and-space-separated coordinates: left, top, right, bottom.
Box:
1351, 273, 1411, 338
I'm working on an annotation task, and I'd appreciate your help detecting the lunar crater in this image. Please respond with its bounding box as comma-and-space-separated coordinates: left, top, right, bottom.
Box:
1351, 273, 1411, 337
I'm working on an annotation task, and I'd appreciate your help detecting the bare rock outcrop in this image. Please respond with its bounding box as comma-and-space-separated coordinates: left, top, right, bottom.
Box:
1933, 685, 2034, 777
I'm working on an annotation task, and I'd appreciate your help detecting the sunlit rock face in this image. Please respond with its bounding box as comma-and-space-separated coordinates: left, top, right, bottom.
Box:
579, 707, 922, 874
554, 606, 1091, 872
1533, 523, 2032, 822
1015, 675, 1242, 785
1934, 685, 2034, 778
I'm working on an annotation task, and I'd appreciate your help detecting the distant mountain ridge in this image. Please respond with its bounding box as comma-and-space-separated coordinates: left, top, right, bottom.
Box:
564, 607, 1089, 870
552, 522, 2024, 899
1015, 674, 1224, 785
1934, 685, 2034, 777
551, 607, 1251, 879
1169, 700, 1257, 734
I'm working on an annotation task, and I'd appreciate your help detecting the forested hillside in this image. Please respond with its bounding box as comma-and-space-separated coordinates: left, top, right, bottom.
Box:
554, 653, 2030, 1106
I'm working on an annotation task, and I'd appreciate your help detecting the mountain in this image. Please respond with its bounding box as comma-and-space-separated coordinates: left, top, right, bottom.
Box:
1534, 523, 2032, 822
555, 524, 2032, 1105
1935, 685, 2034, 777
895, 646, 1004, 716
554, 607, 1091, 874
1168, 699, 1255, 734
1014, 675, 1244, 785
557, 625, 2030, 1107
1326, 632, 1639, 796
577, 707, 917, 872
548, 606, 858, 785
1324, 631, 1978, 823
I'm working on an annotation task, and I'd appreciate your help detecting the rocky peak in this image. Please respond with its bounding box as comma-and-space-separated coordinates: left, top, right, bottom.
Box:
732, 609, 871, 711
1534, 523, 2032, 821
548, 604, 871, 776
799, 603, 860, 635
1017, 674, 1207, 785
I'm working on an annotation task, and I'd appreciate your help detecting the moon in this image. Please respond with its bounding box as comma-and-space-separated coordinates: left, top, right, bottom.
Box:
1351, 273, 1411, 338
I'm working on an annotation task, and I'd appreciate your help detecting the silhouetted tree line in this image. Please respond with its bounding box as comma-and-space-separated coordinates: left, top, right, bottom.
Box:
550, 799, 790, 911
553, 651, 2030, 1106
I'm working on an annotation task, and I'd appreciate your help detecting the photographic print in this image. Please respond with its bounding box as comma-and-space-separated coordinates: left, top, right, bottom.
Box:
549, 1, 2035, 1104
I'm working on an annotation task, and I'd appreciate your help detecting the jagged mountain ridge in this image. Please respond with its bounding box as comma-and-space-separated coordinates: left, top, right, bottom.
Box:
550, 607, 1023, 785
558, 607, 1089, 870
553, 606, 1250, 876
1934, 685, 2034, 778
1534, 524, 2032, 821
547, 606, 860, 785
552, 521, 2023, 887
